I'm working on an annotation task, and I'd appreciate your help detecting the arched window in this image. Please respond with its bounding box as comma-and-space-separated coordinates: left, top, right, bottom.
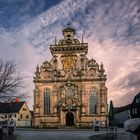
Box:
90, 88, 97, 114
44, 89, 50, 115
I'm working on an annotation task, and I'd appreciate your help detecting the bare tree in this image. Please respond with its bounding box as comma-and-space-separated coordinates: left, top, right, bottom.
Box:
0, 59, 25, 102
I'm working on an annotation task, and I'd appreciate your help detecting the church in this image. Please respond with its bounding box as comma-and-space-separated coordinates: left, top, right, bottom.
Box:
33, 26, 108, 128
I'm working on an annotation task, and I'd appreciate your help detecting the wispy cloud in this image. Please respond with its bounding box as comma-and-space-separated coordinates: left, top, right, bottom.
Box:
0, 0, 62, 28
0, 0, 140, 108
87, 39, 140, 106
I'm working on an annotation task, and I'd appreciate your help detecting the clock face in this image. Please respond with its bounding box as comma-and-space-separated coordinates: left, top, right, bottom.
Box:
63, 56, 76, 69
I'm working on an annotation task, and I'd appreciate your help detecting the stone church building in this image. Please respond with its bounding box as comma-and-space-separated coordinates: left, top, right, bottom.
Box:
33, 26, 108, 128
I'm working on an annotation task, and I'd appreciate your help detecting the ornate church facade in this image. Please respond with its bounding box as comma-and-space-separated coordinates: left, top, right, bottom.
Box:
33, 26, 108, 128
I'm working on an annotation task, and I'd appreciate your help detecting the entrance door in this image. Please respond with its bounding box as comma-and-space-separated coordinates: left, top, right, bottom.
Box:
66, 112, 74, 126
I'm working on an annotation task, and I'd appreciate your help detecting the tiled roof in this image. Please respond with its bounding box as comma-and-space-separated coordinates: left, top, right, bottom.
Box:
133, 92, 140, 104
135, 92, 140, 98
0, 101, 25, 113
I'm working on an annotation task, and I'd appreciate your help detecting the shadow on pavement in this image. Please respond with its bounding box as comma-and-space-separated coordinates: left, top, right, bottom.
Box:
89, 135, 116, 140
1, 134, 17, 140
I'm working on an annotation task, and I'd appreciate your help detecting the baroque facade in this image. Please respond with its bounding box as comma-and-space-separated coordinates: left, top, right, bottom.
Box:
33, 26, 108, 128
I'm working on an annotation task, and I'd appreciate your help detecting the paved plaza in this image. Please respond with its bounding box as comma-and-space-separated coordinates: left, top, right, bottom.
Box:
1, 128, 125, 140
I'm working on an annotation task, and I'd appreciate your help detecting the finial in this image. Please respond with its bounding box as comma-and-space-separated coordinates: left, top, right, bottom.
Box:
55, 36, 57, 45
82, 35, 84, 43
101, 62, 104, 70
67, 22, 71, 28
36, 65, 39, 73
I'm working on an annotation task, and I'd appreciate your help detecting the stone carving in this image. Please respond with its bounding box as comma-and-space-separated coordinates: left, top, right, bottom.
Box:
87, 59, 99, 69
73, 68, 84, 77
99, 62, 105, 75
41, 60, 52, 71
53, 69, 66, 78
57, 95, 79, 111
33, 86, 39, 95
58, 38, 80, 45
34, 65, 41, 80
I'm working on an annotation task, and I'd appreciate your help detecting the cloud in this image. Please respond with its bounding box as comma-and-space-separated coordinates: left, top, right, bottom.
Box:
0, 0, 140, 108
0, 27, 49, 106
0, 0, 62, 28
87, 38, 140, 106
25, 0, 140, 107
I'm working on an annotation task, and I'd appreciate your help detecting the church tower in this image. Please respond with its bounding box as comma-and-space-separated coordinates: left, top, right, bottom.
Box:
33, 25, 108, 128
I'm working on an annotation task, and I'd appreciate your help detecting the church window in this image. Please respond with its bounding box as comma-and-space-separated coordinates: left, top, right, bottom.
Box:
101, 105, 105, 114
90, 88, 97, 114
44, 89, 50, 115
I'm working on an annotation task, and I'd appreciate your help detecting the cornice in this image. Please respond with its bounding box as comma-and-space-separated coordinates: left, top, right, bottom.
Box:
33, 77, 107, 83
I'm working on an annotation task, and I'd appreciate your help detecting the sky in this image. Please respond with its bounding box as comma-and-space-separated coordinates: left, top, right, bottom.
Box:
0, 0, 140, 109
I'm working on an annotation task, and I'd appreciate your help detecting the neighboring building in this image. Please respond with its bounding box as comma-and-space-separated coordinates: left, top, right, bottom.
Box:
0, 101, 32, 127
131, 92, 140, 118
33, 26, 108, 128
115, 92, 140, 127
30, 110, 33, 127
115, 104, 131, 127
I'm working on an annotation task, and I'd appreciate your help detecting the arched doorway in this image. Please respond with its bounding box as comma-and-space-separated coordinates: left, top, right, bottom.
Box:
66, 112, 74, 126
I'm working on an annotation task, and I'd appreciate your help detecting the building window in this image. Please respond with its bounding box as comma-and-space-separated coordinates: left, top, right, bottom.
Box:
26, 115, 29, 119
23, 108, 27, 111
90, 88, 96, 114
36, 108, 39, 114
15, 114, 16, 118
135, 108, 137, 114
44, 89, 50, 115
20, 114, 23, 119
133, 108, 135, 114
136, 98, 139, 103
101, 106, 105, 113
